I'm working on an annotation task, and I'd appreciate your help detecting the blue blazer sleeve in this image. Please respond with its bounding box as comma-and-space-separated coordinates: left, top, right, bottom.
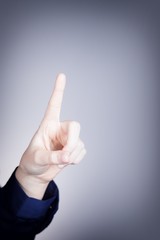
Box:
0, 168, 59, 240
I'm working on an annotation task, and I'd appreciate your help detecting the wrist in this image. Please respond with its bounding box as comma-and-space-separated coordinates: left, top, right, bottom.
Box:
15, 166, 49, 200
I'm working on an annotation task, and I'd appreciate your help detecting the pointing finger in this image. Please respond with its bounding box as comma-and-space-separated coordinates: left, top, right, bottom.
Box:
43, 73, 66, 122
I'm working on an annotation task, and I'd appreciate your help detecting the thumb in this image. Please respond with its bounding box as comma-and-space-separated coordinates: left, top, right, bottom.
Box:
35, 149, 70, 165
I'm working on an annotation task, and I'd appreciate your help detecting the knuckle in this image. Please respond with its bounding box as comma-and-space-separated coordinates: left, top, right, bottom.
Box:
83, 149, 87, 155
79, 141, 85, 148
78, 138, 84, 147
71, 121, 81, 130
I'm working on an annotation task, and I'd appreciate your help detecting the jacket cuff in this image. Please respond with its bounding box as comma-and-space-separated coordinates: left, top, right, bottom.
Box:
2, 168, 59, 219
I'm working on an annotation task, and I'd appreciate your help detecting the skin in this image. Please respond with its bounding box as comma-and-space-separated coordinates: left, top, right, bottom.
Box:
15, 73, 86, 199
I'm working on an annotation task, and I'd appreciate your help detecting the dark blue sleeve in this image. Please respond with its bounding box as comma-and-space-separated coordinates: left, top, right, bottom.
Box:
0, 168, 59, 240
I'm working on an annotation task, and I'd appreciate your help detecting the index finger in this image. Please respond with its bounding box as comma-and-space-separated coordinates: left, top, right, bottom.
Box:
43, 73, 66, 122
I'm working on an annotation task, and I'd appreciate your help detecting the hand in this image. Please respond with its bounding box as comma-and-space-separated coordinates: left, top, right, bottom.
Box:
16, 73, 86, 199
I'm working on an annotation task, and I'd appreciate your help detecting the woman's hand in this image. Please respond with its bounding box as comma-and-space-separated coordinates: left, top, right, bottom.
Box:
16, 73, 86, 199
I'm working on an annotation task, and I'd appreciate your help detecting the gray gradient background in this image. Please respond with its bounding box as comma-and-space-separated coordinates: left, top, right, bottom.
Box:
0, 1, 160, 239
